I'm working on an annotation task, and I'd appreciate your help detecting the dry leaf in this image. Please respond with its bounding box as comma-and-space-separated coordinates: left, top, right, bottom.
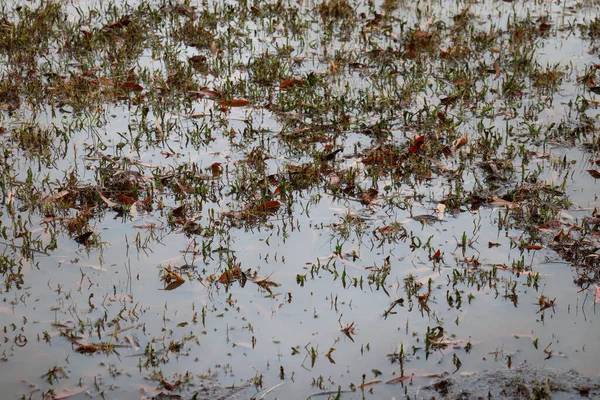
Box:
256, 200, 281, 212
453, 136, 468, 150
196, 87, 220, 99
117, 194, 135, 206
587, 169, 600, 178
120, 81, 143, 91
409, 135, 426, 153
279, 79, 304, 90
523, 244, 544, 250
386, 375, 411, 384
219, 99, 251, 107
42, 190, 70, 204
217, 264, 244, 284
52, 385, 89, 399
358, 380, 381, 389
97, 191, 117, 208
252, 274, 281, 293
490, 197, 520, 209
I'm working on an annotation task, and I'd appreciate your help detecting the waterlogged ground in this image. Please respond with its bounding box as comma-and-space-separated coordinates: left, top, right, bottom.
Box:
1, 0, 600, 399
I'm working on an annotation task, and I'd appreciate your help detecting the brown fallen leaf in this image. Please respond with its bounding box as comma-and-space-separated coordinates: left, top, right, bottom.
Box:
196, 87, 220, 99
217, 262, 245, 285
280, 78, 305, 90
409, 135, 426, 153
219, 99, 251, 107
188, 55, 207, 64
256, 200, 281, 212
120, 81, 143, 91
386, 375, 411, 384
97, 190, 118, 208
117, 194, 135, 206
358, 379, 381, 389
523, 244, 544, 250
209, 162, 222, 178
490, 197, 520, 209
51, 385, 89, 399
340, 321, 356, 342
453, 136, 468, 150
160, 267, 186, 291
252, 274, 281, 293
42, 190, 70, 204
587, 169, 600, 178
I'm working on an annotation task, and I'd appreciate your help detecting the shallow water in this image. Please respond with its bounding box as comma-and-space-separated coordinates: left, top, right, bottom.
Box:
1, 0, 600, 399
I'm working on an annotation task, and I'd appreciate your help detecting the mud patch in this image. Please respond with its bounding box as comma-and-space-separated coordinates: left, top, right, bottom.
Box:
419, 365, 600, 399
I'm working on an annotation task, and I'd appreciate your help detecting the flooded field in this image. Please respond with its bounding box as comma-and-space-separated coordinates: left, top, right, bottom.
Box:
1, 0, 600, 399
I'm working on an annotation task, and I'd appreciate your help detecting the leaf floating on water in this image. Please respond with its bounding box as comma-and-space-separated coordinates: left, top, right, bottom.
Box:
103, 17, 132, 31
386, 375, 411, 384
409, 135, 426, 153
219, 99, 251, 107
97, 190, 118, 208
490, 197, 520, 209
117, 194, 135, 206
252, 274, 281, 293
51, 385, 89, 399
160, 267, 186, 291
256, 200, 281, 212
163, 280, 184, 291
188, 55, 207, 64
217, 261, 245, 286
523, 244, 544, 250
196, 87, 220, 99
539, 220, 561, 231
120, 81, 143, 91
279, 78, 304, 90
209, 162, 222, 178
340, 321, 356, 342
586, 169, 600, 178
358, 379, 382, 389
453, 136, 468, 151
42, 190, 70, 204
